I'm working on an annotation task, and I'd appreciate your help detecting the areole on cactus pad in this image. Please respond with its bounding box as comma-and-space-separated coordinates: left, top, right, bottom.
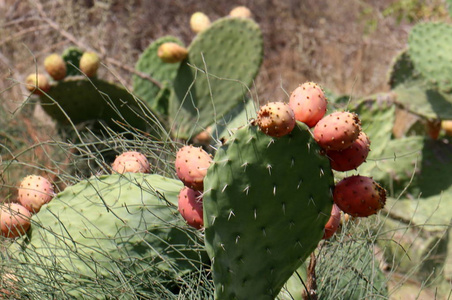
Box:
203, 121, 334, 300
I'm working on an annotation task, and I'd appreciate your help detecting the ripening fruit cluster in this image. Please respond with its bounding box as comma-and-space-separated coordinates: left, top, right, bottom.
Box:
25, 51, 100, 95
255, 81, 386, 240
174, 145, 212, 229
1, 175, 55, 239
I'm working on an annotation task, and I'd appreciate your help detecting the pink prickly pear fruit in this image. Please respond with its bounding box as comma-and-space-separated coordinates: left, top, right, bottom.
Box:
288, 81, 328, 128
178, 186, 203, 229
18, 175, 55, 213
0, 203, 31, 238
79, 51, 100, 77
175, 145, 212, 191
256, 101, 296, 137
157, 42, 188, 63
229, 6, 252, 18
25, 73, 50, 95
190, 12, 211, 33
44, 53, 67, 80
112, 151, 150, 174
326, 131, 371, 172
322, 204, 341, 239
333, 175, 386, 218
313, 111, 361, 151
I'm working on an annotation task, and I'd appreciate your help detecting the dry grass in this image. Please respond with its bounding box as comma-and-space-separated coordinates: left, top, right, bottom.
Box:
0, 0, 418, 109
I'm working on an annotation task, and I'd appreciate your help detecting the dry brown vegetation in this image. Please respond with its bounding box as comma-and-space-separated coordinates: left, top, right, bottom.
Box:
0, 0, 424, 109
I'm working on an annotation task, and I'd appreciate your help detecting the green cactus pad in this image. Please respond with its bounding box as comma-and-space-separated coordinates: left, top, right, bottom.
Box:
408, 22, 452, 92
39, 76, 148, 131
387, 49, 422, 89
393, 81, 452, 120
133, 36, 185, 116
62, 46, 84, 77
169, 17, 263, 139
203, 122, 334, 300
7, 173, 208, 298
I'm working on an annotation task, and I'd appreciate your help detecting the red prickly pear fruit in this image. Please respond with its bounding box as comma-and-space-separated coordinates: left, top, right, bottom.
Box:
175, 145, 212, 191
333, 175, 386, 218
158, 42, 188, 63
44, 53, 67, 80
313, 111, 361, 151
0, 203, 31, 238
18, 175, 55, 214
79, 51, 100, 77
322, 204, 341, 239
112, 151, 150, 174
229, 6, 252, 18
178, 186, 203, 229
288, 81, 328, 128
25, 73, 50, 95
256, 101, 296, 137
326, 131, 371, 172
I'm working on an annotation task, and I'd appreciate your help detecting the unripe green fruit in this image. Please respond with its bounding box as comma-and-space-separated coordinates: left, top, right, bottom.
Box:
44, 53, 67, 80
79, 51, 100, 77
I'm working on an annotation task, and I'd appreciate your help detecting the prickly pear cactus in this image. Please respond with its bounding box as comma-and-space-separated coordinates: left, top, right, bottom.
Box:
169, 17, 263, 139
408, 22, 452, 92
39, 76, 148, 131
133, 36, 186, 116
6, 173, 208, 298
387, 49, 421, 89
203, 122, 334, 299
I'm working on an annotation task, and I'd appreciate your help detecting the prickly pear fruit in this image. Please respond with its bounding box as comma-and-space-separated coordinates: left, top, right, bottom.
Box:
323, 203, 341, 239
229, 6, 252, 18
333, 175, 386, 218
426, 119, 441, 140
190, 12, 211, 33
18, 175, 55, 213
326, 131, 370, 172
157, 42, 188, 63
25, 73, 50, 95
314, 111, 361, 151
288, 81, 328, 128
111, 151, 150, 174
79, 51, 100, 77
256, 101, 296, 137
44, 53, 67, 80
175, 145, 212, 191
0, 203, 31, 238
442, 119, 452, 136
178, 186, 203, 229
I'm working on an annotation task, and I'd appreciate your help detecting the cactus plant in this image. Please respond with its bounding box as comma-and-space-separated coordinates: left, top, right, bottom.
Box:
203, 122, 334, 299
5, 173, 208, 298
169, 16, 263, 139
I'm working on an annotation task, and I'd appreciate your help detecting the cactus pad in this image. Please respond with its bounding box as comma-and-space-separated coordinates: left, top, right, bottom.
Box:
169, 17, 263, 139
7, 173, 207, 298
408, 22, 452, 92
133, 36, 185, 116
39, 76, 148, 131
203, 122, 334, 299
387, 49, 422, 89
62, 46, 84, 77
